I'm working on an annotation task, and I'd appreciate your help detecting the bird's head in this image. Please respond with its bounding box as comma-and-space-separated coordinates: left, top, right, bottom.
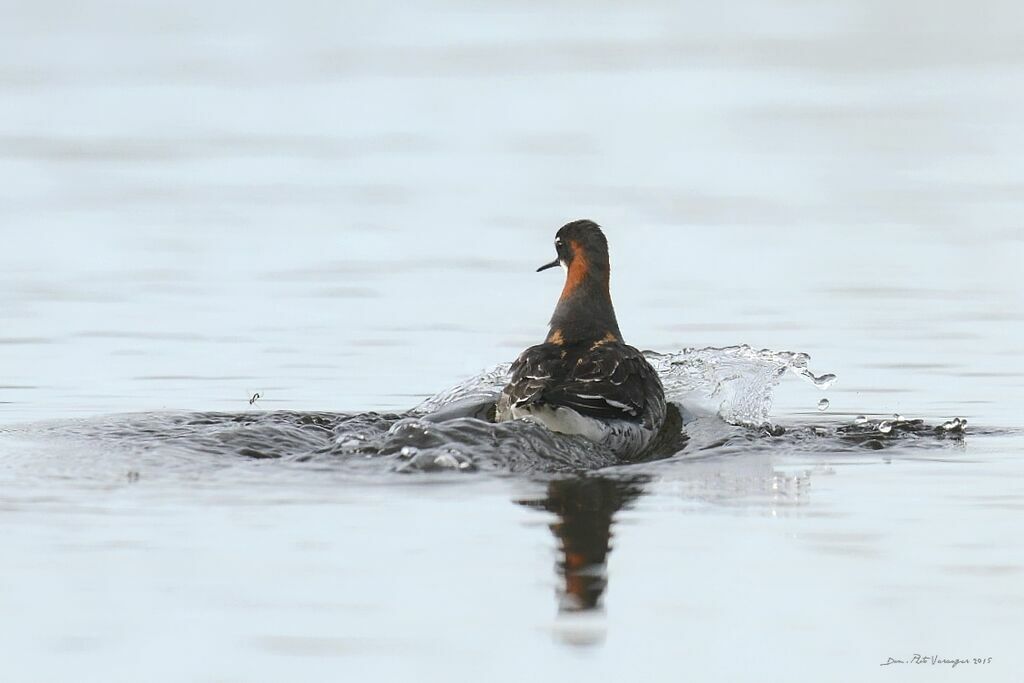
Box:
536, 219, 610, 278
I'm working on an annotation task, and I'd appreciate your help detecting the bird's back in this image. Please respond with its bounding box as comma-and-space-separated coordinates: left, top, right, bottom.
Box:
495, 340, 666, 459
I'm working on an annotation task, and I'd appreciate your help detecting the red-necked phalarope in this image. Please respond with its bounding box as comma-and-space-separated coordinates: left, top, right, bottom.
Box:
495, 219, 666, 459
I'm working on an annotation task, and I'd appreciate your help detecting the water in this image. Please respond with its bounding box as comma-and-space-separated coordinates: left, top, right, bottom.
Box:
2, 1, 1024, 681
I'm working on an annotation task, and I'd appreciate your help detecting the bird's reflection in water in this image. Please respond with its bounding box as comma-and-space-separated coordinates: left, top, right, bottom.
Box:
518, 475, 648, 616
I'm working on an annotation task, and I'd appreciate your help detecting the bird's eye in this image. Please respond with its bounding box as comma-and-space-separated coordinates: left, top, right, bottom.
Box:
555, 239, 563, 249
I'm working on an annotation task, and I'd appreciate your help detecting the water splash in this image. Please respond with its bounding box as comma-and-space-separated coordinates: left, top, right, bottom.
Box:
835, 414, 970, 448
9, 346, 974, 476
417, 345, 836, 428
941, 417, 968, 432
414, 363, 512, 414
32, 410, 621, 475
647, 346, 836, 426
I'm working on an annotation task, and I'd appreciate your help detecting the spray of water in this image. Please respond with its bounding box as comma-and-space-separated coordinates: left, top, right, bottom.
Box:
417, 345, 836, 428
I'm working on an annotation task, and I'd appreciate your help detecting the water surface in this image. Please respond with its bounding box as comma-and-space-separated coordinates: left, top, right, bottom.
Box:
1, 1, 1023, 681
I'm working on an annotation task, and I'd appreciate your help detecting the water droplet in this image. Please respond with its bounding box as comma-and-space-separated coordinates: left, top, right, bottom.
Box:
878, 420, 893, 434
817, 398, 830, 411
854, 415, 868, 424
893, 413, 904, 423
433, 453, 460, 468
399, 446, 417, 458
941, 418, 967, 432
799, 370, 837, 389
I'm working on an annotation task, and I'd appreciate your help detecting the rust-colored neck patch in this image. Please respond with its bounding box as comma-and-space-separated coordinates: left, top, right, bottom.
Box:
559, 241, 589, 302
546, 239, 620, 345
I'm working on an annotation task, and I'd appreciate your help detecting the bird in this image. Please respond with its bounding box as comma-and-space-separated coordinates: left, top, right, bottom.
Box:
495, 219, 667, 459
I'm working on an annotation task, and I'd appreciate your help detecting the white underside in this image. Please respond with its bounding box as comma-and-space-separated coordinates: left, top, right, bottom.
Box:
504, 403, 654, 458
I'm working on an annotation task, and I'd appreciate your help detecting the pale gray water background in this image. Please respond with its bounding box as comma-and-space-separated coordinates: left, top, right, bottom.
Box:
1, 1, 1023, 681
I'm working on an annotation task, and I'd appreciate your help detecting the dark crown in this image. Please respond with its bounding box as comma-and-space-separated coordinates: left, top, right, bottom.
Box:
556, 219, 609, 268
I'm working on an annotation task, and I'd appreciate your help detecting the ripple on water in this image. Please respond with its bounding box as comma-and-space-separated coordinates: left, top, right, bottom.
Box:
4, 345, 980, 477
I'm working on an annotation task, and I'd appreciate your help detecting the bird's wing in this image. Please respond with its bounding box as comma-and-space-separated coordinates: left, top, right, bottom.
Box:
501, 343, 565, 410
545, 343, 662, 425
502, 343, 663, 426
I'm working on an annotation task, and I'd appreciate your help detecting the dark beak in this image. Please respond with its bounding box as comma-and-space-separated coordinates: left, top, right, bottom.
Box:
536, 259, 560, 273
